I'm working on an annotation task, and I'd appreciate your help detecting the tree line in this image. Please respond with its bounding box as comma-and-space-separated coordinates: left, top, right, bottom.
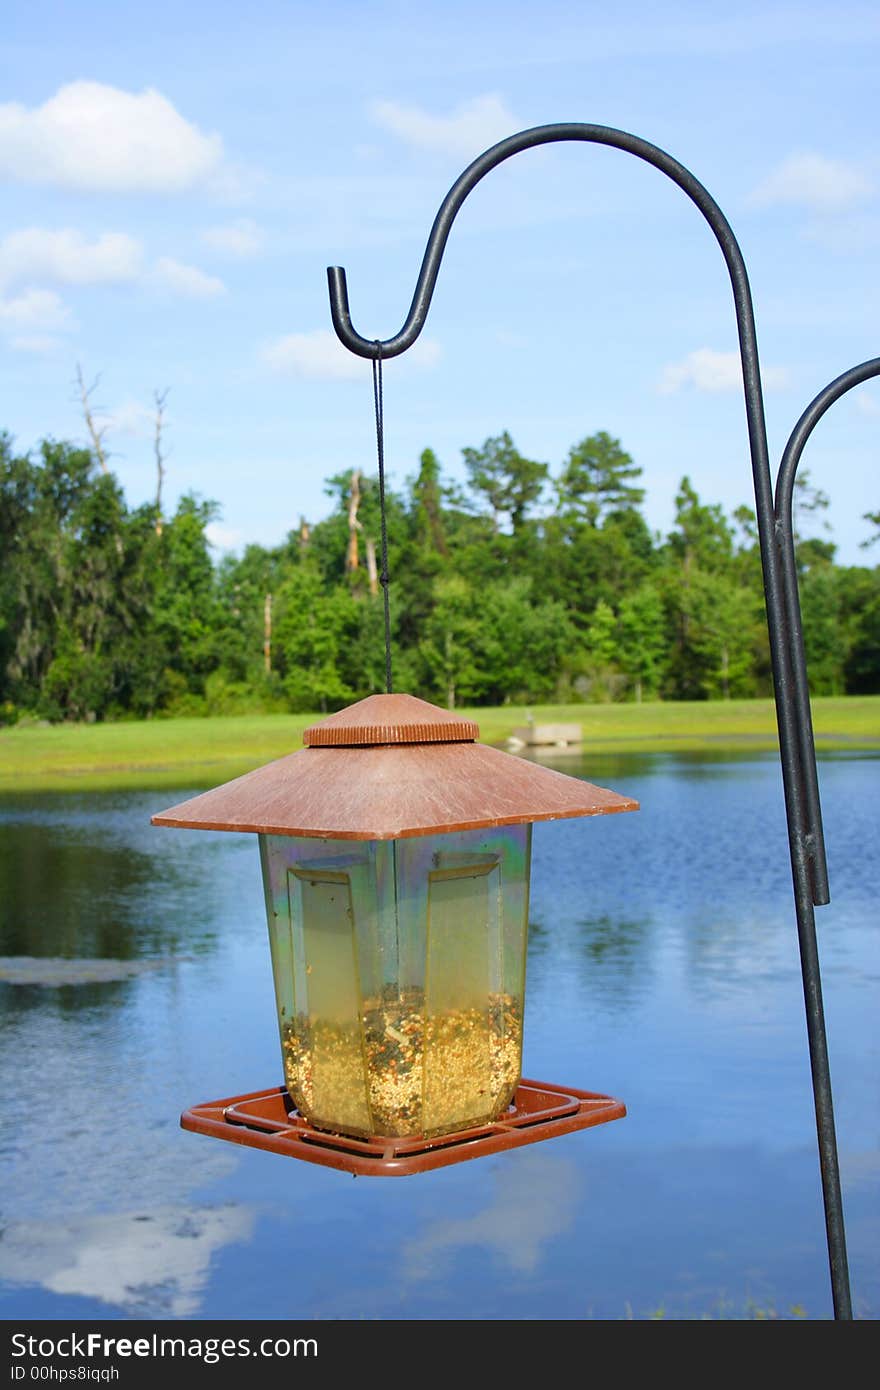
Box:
1, 426, 877, 724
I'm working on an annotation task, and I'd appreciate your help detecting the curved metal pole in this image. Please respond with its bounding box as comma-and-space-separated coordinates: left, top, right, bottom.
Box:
772, 358, 880, 1317
776, 358, 880, 904
326, 122, 853, 1318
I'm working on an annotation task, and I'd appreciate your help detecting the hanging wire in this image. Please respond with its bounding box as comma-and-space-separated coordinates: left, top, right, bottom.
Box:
372, 344, 393, 693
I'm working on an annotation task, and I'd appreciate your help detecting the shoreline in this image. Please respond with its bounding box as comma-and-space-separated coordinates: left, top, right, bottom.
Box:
1, 696, 878, 794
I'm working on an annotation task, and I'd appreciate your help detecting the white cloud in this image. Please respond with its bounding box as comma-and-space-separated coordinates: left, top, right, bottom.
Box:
0, 287, 73, 353
261, 328, 371, 381
0, 229, 230, 304
206, 522, 243, 551
0, 231, 227, 326
153, 257, 225, 299
0, 228, 143, 292
856, 392, 880, 418
201, 219, 263, 258
369, 94, 518, 158
495, 328, 529, 348
8, 334, 62, 355
407, 337, 443, 370
98, 399, 156, 438
0, 288, 72, 332
261, 328, 440, 381
0, 81, 223, 193
750, 153, 873, 211
658, 348, 790, 396
804, 213, 880, 254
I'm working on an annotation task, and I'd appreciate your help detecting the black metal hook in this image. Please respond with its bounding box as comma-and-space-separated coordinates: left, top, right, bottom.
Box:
775, 358, 880, 909
326, 121, 855, 1319
328, 123, 762, 362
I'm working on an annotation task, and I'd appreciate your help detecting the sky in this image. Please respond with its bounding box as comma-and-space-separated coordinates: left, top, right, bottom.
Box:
2, 1, 878, 564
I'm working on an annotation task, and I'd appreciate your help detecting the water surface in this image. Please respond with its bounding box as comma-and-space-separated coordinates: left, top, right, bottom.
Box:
1, 750, 877, 1320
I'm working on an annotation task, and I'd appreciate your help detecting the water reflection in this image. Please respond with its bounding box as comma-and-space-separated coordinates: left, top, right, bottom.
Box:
402, 1151, 579, 1280
0, 976, 150, 1022
0, 790, 258, 963
0, 790, 268, 1319
0, 957, 172, 984
0, 1206, 253, 1318
576, 914, 647, 967
529, 913, 656, 1011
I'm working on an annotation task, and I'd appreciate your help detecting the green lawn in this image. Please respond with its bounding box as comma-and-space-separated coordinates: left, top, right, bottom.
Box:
1, 696, 878, 793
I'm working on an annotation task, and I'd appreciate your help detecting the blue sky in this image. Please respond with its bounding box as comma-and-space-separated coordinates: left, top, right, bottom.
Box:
2, 1, 878, 562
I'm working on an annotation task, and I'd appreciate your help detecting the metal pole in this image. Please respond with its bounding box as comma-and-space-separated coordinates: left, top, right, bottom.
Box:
325, 123, 857, 1318
772, 359, 880, 1315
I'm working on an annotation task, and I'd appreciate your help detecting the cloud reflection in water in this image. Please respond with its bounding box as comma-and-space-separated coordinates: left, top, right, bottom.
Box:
402, 1150, 580, 1281
0, 1206, 253, 1318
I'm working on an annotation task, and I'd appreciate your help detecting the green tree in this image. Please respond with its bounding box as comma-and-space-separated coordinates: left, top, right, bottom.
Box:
477, 578, 577, 704
0, 437, 92, 706
7, 414, 878, 719
688, 570, 760, 699
841, 564, 880, 692
215, 542, 286, 686
793, 468, 831, 548
556, 431, 645, 527
417, 575, 485, 709
800, 564, 846, 695
411, 448, 448, 556
461, 431, 548, 533
152, 494, 221, 699
45, 469, 133, 719
543, 433, 654, 624
618, 583, 666, 702
581, 599, 620, 701
273, 565, 355, 712
0, 437, 162, 719
661, 476, 737, 698
861, 509, 880, 549
667, 475, 734, 572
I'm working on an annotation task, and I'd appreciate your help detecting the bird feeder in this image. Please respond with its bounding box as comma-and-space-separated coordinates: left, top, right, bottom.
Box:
152, 692, 638, 1174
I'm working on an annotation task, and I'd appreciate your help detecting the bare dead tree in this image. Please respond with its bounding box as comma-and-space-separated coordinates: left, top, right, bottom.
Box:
153, 388, 170, 536
264, 592, 272, 675
299, 516, 311, 548
365, 536, 379, 597
75, 363, 110, 474
75, 362, 123, 557
346, 468, 362, 572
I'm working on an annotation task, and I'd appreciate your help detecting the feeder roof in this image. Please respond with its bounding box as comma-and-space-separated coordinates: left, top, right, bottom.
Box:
151, 693, 638, 841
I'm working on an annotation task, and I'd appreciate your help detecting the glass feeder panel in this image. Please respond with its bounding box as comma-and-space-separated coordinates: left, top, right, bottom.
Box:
259, 824, 531, 1141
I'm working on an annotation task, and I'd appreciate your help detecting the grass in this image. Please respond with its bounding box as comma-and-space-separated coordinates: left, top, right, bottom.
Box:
1, 695, 878, 793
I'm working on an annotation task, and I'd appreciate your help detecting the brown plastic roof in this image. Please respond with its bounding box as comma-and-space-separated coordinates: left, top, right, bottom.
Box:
151, 693, 638, 840
304, 692, 478, 746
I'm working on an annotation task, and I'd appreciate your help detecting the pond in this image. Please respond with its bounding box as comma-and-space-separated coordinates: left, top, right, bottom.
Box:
1, 748, 877, 1320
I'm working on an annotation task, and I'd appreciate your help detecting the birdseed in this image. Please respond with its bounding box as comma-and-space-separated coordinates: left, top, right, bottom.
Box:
281, 987, 522, 1140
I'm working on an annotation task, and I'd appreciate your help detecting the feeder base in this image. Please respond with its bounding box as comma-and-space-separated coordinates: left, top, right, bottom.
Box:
181, 1078, 625, 1176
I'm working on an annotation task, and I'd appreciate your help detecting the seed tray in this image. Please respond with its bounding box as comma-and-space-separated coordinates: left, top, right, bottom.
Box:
181, 1078, 626, 1176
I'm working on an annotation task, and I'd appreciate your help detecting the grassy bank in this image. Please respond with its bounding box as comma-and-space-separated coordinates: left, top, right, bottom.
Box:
1, 696, 878, 793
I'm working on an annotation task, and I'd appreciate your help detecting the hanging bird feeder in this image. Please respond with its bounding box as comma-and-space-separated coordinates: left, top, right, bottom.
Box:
152, 693, 637, 1174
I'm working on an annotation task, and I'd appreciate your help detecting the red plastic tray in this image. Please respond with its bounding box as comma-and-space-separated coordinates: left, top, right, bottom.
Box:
181, 1078, 626, 1176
